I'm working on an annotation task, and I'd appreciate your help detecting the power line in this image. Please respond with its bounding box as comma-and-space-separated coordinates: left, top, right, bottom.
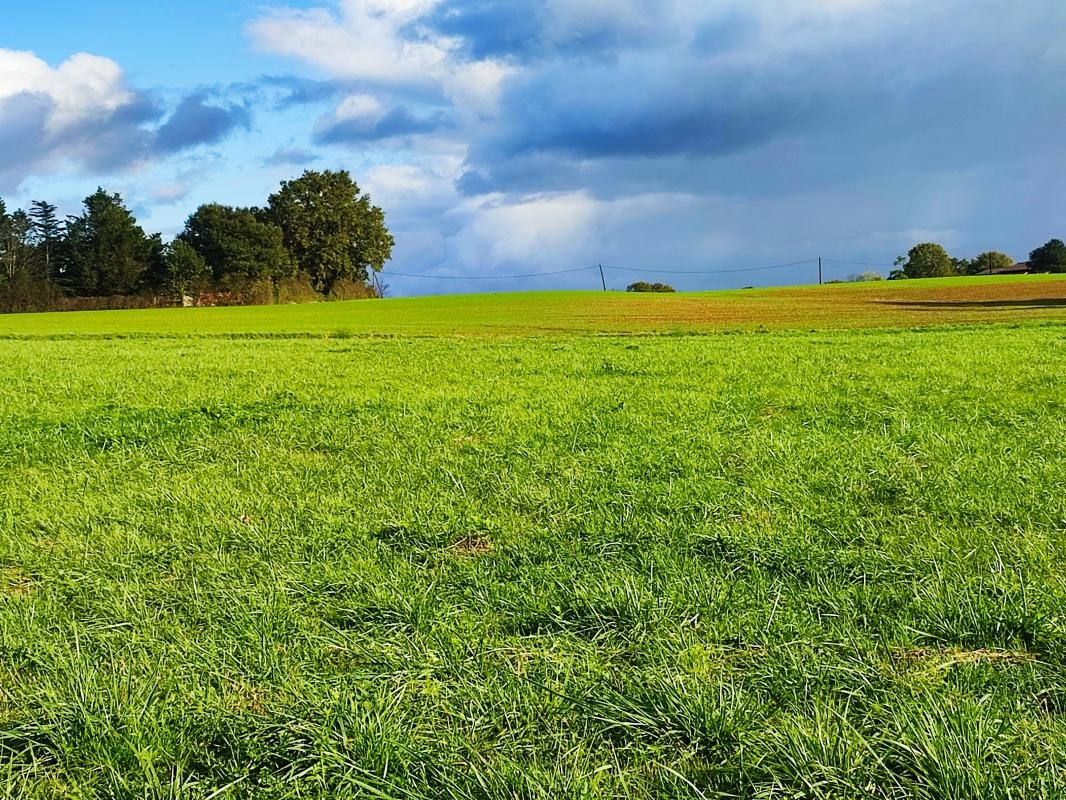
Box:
823, 258, 895, 268
383, 267, 601, 279
381, 257, 826, 282
601, 259, 818, 276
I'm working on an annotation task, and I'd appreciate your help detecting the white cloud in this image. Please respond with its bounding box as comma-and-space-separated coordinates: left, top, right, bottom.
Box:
444, 61, 515, 119
247, 3, 449, 87
451, 191, 601, 269
146, 180, 192, 203
439, 190, 739, 276
335, 93, 384, 120
0, 48, 258, 193
364, 160, 458, 203
0, 49, 156, 191
0, 49, 133, 134
248, 0, 515, 129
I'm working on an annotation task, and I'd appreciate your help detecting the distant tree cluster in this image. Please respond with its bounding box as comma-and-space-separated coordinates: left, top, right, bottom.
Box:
0, 170, 393, 313
825, 271, 886, 284
890, 239, 1066, 280
626, 281, 676, 293
1030, 240, 1066, 273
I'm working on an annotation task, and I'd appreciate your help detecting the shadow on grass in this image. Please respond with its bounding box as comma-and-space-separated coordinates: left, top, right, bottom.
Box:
883, 299, 1066, 310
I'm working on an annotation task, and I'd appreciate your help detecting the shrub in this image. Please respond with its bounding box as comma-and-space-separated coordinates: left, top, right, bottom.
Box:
0, 272, 56, 313
277, 273, 322, 304
328, 278, 380, 301
214, 274, 277, 306
51, 294, 177, 312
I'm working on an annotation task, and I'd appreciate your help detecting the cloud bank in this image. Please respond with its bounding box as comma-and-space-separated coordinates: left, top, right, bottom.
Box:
0, 49, 252, 192
4, 1, 1065, 293
242, 0, 1066, 289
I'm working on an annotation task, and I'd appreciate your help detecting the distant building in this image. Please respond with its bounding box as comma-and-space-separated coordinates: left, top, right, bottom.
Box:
988, 261, 1032, 275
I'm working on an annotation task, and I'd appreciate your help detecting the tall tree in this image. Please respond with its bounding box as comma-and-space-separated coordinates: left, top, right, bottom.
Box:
896, 243, 957, 279
0, 202, 49, 311
179, 204, 292, 282
160, 239, 209, 297
0, 205, 37, 282
264, 170, 393, 291
28, 201, 63, 283
0, 199, 9, 280
1029, 239, 1066, 273
65, 189, 155, 295
967, 251, 1015, 275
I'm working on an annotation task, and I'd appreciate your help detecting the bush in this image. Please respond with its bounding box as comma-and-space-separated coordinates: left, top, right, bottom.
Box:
214, 274, 277, 306
277, 273, 322, 304
52, 294, 178, 312
0, 272, 56, 313
626, 281, 676, 293
328, 278, 380, 301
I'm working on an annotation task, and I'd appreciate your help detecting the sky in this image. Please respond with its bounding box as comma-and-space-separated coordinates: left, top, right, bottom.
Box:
2, 0, 1065, 294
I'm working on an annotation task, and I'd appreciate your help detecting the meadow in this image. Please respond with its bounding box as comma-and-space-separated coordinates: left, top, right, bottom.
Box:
0, 274, 1064, 338
2, 277, 1066, 798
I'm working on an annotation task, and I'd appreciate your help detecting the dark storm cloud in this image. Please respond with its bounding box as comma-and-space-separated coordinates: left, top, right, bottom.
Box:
0, 93, 55, 191
257, 74, 446, 110
0, 89, 164, 192
689, 12, 757, 55
451, 2, 1066, 198
418, 0, 665, 61
78, 92, 164, 170
313, 106, 451, 144
417, 1, 543, 60
262, 146, 320, 166
153, 92, 251, 154
259, 75, 350, 107
496, 71, 813, 159
239, 0, 1066, 293
0, 78, 254, 192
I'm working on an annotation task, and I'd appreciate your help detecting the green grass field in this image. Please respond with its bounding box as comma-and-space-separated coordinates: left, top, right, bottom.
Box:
1, 274, 1065, 338
2, 278, 1066, 797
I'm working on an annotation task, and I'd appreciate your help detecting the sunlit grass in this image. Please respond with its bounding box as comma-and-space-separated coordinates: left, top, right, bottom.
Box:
2, 319, 1065, 797
0, 273, 1064, 338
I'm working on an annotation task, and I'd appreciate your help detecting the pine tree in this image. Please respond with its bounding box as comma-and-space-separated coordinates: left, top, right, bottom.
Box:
28, 200, 62, 283
65, 189, 154, 295
0, 204, 37, 282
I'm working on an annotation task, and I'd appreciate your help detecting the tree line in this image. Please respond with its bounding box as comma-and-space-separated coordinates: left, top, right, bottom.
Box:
0, 170, 393, 313
892, 239, 1066, 279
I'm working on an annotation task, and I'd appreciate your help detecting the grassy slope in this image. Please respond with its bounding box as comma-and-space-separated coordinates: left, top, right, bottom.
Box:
2, 324, 1066, 797
0, 273, 1064, 337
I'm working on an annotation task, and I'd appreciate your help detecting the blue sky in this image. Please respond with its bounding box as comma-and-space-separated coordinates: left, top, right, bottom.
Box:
2, 0, 1065, 294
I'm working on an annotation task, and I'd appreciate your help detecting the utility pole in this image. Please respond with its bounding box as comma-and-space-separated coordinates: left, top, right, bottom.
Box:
818, 257, 823, 285
599, 264, 607, 292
